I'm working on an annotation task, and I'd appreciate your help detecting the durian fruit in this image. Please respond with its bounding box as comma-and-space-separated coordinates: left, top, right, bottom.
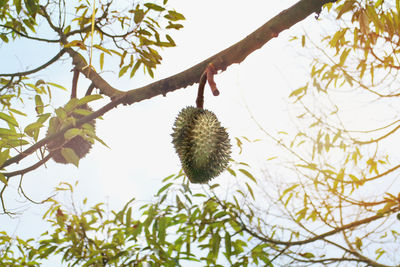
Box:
46, 104, 95, 164
171, 106, 231, 183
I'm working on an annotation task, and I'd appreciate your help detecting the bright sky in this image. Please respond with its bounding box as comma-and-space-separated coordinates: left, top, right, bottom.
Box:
0, 0, 326, 264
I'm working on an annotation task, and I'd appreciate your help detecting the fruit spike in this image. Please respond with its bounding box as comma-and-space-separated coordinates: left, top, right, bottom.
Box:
46, 104, 95, 164
171, 106, 231, 183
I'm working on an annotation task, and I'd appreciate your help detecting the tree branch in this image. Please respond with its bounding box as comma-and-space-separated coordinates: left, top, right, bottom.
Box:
3, 154, 52, 178
0, 48, 67, 77
0, 24, 60, 43
241, 207, 399, 247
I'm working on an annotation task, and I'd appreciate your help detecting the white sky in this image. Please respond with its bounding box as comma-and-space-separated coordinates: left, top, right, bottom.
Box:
0, 0, 335, 264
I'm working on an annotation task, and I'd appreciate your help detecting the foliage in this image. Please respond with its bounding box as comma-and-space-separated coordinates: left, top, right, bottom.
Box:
0, 0, 184, 211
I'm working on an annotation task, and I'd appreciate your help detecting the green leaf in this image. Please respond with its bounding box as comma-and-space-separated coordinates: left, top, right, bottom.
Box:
158, 216, 167, 243
55, 108, 67, 120
238, 169, 257, 183
63, 25, 71, 34
0, 128, 19, 137
93, 44, 111, 55
355, 237, 362, 250
0, 34, 9, 43
0, 149, 9, 166
60, 147, 80, 167
9, 108, 27, 116
0, 112, 18, 127
24, 122, 42, 137
339, 48, 350, 66
134, 8, 144, 24
156, 182, 173, 196
336, 0, 355, 19
164, 10, 185, 21
227, 167, 236, 177
280, 184, 299, 199
166, 34, 176, 46
166, 22, 184, 30
296, 208, 307, 222
1, 139, 29, 148
289, 84, 308, 99
64, 98, 79, 113
14, 0, 22, 13
126, 207, 132, 226
225, 231, 231, 257
144, 3, 165, 11
40, 246, 57, 259
77, 94, 102, 106
374, 0, 384, 7
397, 0, 400, 16
35, 94, 44, 115
245, 182, 255, 200
299, 252, 315, 259
92, 134, 110, 148
99, 52, 104, 70
73, 108, 92, 116
64, 128, 81, 140
119, 65, 129, 77
0, 173, 7, 185
130, 61, 141, 78
47, 82, 67, 91
24, 0, 39, 16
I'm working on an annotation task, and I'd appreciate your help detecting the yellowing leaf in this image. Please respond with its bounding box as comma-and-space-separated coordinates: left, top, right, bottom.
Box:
0, 112, 18, 127
64, 128, 81, 140
119, 65, 129, 77
238, 169, 257, 183
61, 147, 79, 167
35, 95, 44, 115
64, 40, 87, 50
0, 173, 7, 185
99, 53, 104, 70
94, 44, 111, 55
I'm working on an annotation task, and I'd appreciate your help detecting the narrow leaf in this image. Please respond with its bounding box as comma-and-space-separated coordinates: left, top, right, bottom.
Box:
60, 147, 80, 167
0, 112, 18, 127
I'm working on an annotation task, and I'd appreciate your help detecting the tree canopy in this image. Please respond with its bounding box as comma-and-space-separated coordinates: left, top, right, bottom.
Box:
1, 0, 400, 266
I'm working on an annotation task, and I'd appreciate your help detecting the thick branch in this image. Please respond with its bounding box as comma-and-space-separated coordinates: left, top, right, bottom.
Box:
65, 48, 124, 99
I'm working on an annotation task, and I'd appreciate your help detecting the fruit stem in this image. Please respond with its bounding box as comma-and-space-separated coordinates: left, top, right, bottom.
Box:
196, 63, 220, 109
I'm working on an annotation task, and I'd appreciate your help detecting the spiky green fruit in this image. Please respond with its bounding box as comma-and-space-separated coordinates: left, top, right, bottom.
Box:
172, 106, 231, 183
46, 104, 95, 164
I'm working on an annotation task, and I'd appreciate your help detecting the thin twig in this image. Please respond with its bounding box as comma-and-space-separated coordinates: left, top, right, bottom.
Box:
0, 49, 67, 77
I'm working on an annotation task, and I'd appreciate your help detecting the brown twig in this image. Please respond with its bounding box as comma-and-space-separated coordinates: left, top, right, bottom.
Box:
0, 24, 60, 43
85, 83, 95, 96
196, 72, 207, 108
71, 69, 79, 99
3, 154, 52, 178
0, 49, 67, 77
